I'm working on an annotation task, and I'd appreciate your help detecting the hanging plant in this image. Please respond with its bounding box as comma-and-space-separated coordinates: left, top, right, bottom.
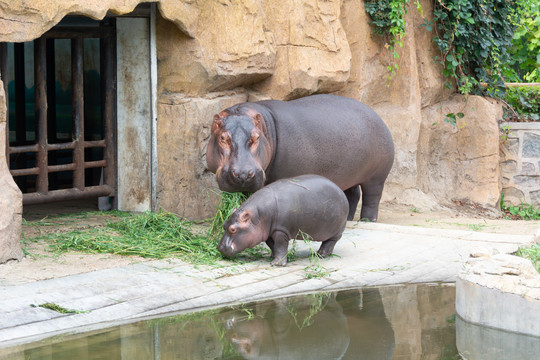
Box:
365, 0, 423, 82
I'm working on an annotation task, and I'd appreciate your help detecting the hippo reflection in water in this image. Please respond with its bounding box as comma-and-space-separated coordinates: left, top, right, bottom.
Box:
221, 289, 394, 360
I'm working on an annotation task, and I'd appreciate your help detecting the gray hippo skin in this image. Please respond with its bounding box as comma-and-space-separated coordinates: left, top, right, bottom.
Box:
217, 175, 348, 266
206, 94, 394, 221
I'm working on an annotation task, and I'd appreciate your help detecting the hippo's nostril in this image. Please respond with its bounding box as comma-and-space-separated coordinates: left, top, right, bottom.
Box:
247, 170, 254, 178
232, 169, 239, 178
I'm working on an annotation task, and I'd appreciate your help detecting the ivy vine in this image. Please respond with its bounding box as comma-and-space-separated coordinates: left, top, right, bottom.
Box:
428, 0, 518, 97
365, 0, 422, 81
365, 0, 528, 98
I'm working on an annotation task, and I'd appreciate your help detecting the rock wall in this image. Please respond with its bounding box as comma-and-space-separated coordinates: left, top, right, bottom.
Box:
0, 0, 157, 42
156, 91, 248, 218
418, 96, 502, 207
339, 0, 500, 211
251, 0, 351, 99
156, 1, 276, 96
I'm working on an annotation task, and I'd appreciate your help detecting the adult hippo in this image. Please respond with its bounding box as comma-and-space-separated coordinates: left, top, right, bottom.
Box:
206, 94, 394, 221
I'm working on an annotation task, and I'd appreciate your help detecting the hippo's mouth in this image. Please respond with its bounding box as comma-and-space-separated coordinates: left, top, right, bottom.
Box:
216, 167, 265, 193
217, 235, 240, 258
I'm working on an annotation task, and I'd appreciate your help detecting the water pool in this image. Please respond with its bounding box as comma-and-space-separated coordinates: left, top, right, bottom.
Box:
1, 283, 536, 359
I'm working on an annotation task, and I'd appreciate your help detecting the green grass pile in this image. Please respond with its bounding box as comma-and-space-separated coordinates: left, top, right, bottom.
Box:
43, 211, 222, 263
28, 191, 267, 265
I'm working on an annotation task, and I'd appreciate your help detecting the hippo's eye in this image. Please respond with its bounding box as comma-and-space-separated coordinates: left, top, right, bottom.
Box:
249, 134, 259, 146
228, 225, 237, 234
219, 133, 231, 146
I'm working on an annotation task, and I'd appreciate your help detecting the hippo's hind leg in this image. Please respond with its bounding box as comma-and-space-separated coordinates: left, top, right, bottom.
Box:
360, 181, 385, 222
344, 186, 360, 221
317, 223, 346, 258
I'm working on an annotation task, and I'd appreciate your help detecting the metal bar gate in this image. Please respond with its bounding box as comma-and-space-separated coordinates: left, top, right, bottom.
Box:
0, 22, 116, 205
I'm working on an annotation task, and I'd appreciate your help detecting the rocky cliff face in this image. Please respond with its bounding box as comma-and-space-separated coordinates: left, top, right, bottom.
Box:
0, 0, 502, 256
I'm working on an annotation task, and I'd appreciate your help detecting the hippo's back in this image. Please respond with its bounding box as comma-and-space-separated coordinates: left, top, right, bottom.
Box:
265, 175, 348, 240
259, 95, 394, 191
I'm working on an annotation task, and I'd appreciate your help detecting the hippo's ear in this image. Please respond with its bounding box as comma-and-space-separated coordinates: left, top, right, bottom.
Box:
250, 209, 260, 225
212, 111, 228, 134
253, 113, 269, 138
211, 115, 224, 134
245, 109, 267, 136
253, 113, 263, 130
238, 210, 250, 223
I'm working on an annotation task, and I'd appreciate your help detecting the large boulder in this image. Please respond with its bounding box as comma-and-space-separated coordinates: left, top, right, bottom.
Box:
156, 0, 276, 96
252, 0, 351, 99
418, 95, 502, 208
0, 80, 23, 264
0, 163, 23, 264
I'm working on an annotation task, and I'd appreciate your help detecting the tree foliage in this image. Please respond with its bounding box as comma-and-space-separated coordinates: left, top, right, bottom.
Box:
503, 86, 540, 121
503, 1, 540, 82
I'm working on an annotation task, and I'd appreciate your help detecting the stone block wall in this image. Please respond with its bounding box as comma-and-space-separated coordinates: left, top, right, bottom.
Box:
500, 122, 540, 206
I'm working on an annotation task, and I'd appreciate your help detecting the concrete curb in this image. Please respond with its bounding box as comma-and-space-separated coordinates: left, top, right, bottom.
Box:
456, 254, 540, 337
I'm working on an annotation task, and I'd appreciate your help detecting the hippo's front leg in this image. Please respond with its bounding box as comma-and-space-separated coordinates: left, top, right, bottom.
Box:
265, 238, 275, 257
344, 186, 360, 221
269, 231, 289, 266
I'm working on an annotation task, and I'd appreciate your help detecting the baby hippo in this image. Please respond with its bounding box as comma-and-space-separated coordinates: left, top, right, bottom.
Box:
217, 174, 349, 266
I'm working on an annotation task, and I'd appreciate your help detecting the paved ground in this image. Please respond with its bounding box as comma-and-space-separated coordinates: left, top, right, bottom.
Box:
0, 221, 537, 350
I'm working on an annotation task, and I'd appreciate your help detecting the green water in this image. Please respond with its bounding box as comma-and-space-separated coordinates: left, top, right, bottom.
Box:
3, 283, 536, 359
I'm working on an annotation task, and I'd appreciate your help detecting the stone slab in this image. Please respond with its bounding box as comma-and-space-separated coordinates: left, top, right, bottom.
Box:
456, 253, 540, 338
0, 222, 536, 349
